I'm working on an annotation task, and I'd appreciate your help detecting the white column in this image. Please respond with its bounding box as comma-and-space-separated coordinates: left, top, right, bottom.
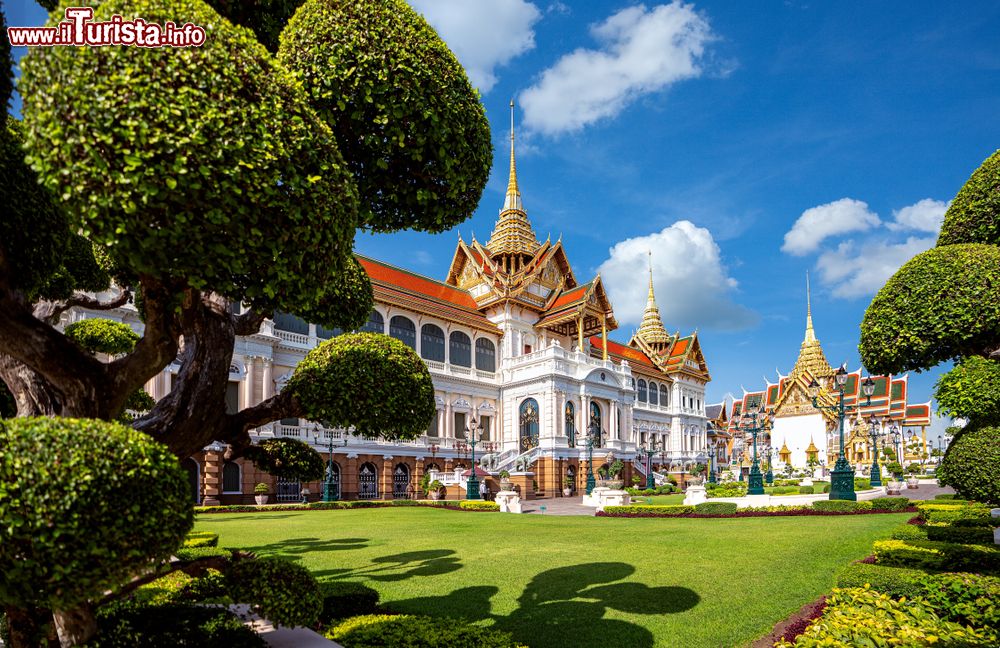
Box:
262, 358, 274, 400
243, 357, 256, 409
444, 395, 452, 439
557, 391, 566, 438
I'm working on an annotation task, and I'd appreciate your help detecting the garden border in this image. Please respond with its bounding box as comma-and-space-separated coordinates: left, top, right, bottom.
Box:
596, 507, 918, 519
194, 500, 500, 514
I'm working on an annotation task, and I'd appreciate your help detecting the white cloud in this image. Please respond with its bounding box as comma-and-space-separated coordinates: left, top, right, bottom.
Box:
781, 198, 881, 256
410, 0, 541, 93
887, 198, 948, 233
519, 2, 714, 135
815, 236, 937, 298
598, 221, 757, 331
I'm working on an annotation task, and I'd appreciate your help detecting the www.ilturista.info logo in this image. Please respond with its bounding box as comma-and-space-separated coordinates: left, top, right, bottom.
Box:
7, 7, 206, 47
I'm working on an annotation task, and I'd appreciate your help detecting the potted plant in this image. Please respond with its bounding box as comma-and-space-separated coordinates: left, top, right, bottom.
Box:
598, 460, 625, 489
254, 482, 269, 506
428, 480, 444, 500
498, 470, 512, 491
563, 475, 575, 497
905, 464, 921, 489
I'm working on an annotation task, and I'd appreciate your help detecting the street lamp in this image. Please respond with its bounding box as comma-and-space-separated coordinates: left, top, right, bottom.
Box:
639, 437, 660, 489
707, 446, 717, 484
764, 446, 774, 485
866, 414, 882, 487
313, 429, 348, 502
889, 423, 902, 467
463, 416, 484, 499
585, 414, 601, 495
808, 366, 874, 501
733, 402, 772, 495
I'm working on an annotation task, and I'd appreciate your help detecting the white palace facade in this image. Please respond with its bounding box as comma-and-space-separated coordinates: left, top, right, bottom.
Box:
66, 119, 712, 504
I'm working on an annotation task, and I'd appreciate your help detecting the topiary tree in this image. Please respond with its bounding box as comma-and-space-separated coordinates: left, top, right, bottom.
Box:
934, 356, 1000, 429
0, 418, 193, 647
936, 426, 1000, 506
2, 0, 490, 642
226, 557, 322, 628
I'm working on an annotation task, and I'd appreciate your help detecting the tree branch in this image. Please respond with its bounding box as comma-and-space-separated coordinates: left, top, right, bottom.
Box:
97, 555, 231, 607
33, 288, 131, 325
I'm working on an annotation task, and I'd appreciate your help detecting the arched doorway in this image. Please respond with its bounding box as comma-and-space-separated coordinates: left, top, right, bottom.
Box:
182, 458, 200, 504
519, 399, 539, 452
392, 463, 411, 499
359, 462, 379, 500
565, 465, 576, 495
276, 476, 301, 503
590, 401, 602, 447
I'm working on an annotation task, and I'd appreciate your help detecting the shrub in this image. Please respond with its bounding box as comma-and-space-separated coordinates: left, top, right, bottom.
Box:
952, 517, 997, 528
254, 483, 270, 495
917, 572, 1000, 629
183, 532, 219, 548
325, 614, 525, 648
694, 502, 739, 515
0, 418, 192, 613
319, 581, 380, 623
773, 587, 994, 647
706, 482, 747, 498
798, 486, 815, 494
934, 493, 961, 500
854, 478, 872, 490
656, 485, 675, 494
603, 505, 695, 517
874, 539, 1000, 573
888, 524, 927, 541
175, 547, 231, 562
90, 601, 264, 648
812, 500, 873, 513
869, 497, 911, 512
822, 484, 831, 493
917, 503, 990, 525
925, 524, 996, 545
226, 557, 322, 628
937, 426, 1000, 506
835, 563, 926, 598
64, 318, 139, 355
243, 437, 325, 482
458, 501, 500, 511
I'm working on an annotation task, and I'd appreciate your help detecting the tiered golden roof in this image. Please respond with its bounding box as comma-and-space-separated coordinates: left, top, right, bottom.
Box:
485, 101, 540, 257
805, 437, 819, 454
636, 254, 672, 345
790, 273, 833, 380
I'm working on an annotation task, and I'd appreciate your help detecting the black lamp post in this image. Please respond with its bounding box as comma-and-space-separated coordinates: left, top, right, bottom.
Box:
464, 416, 484, 499
809, 366, 875, 501
734, 403, 772, 495
640, 437, 660, 489
764, 446, 774, 485
314, 429, 348, 502
866, 414, 883, 487
707, 446, 717, 484
889, 423, 902, 468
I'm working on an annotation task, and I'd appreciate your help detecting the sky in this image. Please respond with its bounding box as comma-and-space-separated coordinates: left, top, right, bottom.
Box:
8, 1, 1000, 445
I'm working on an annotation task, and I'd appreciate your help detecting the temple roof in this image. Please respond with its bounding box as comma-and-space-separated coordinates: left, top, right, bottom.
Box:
635, 255, 671, 346
589, 336, 656, 368
485, 101, 539, 257
790, 273, 833, 380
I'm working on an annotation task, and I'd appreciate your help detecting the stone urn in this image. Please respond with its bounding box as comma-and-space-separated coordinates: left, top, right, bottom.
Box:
499, 478, 513, 491
254, 494, 269, 506
430, 490, 442, 501
597, 479, 623, 489
906, 477, 920, 489
563, 486, 573, 497
885, 481, 903, 496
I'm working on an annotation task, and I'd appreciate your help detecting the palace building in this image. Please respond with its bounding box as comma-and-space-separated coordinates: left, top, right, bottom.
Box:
66, 111, 712, 504
725, 283, 931, 475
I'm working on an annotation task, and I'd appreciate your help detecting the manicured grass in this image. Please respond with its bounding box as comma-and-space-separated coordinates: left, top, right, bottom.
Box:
196, 508, 908, 648
632, 493, 686, 505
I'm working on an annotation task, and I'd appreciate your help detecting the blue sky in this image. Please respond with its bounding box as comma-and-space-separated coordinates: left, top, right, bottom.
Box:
8, 1, 1000, 443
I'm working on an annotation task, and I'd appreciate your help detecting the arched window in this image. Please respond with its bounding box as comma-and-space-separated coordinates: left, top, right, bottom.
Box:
275, 476, 301, 503
222, 461, 241, 494
649, 381, 659, 405
360, 310, 384, 334
637, 379, 647, 403
519, 398, 539, 452
565, 401, 576, 448
389, 316, 416, 349
273, 311, 308, 335
392, 463, 411, 499
475, 338, 496, 372
660, 385, 669, 407
590, 401, 602, 447
420, 324, 445, 362
358, 462, 379, 499
450, 331, 472, 367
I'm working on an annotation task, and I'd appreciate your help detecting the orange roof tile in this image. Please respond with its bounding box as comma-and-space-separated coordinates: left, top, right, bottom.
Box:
590, 336, 655, 367
550, 284, 590, 310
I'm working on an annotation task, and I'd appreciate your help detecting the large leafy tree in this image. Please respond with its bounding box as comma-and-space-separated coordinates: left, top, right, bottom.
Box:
1, 0, 491, 462
859, 150, 1000, 501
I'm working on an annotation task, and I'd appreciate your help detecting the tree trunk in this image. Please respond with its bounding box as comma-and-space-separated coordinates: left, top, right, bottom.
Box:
52, 604, 97, 647
4, 604, 60, 648
0, 354, 67, 417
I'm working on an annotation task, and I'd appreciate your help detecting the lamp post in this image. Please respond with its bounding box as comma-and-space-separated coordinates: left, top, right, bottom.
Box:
889, 423, 902, 467
764, 446, 774, 485
640, 438, 659, 489
707, 446, 717, 484
463, 416, 483, 499
809, 366, 875, 501
314, 429, 348, 502
585, 415, 600, 495
866, 414, 883, 487
734, 403, 772, 495
738, 456, 745, 482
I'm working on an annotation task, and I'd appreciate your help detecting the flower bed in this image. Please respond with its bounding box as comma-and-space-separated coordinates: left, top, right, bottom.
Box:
598, 505, 916, 519
194, 500, 496, 514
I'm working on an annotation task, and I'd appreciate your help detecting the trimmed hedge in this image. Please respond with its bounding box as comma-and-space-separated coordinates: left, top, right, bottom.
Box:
325, 614, 525, 648
916, 503, 990, 525
812, 500, 873, 513
458, 501, 500, 511
90, 601, 264, 648
175, 546, 231, 562
183, 531, 219, 548
835, 563, 926, 599
694, 502, 739, 515
933, 494, 964, 501
319, 581, 380, 623
227, 557, 322, 628
869, 497, 910, 512
937, 426, 1000, 506
194, 500, 493, 514
605, 505, 695, 516
918, 572, 1000, 630
925, 524, 996, 546
888, 524, 927, 541
873, 539, 1000, 573
798, 486, 814, 494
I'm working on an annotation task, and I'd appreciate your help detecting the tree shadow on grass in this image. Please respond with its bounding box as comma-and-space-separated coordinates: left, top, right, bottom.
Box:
388, 562, 699, 648
312, 549, 464, 583
244, 536, 371, 561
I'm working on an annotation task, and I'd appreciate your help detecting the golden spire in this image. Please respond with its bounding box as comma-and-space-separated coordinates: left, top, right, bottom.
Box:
791, 272, 833, 379
636, 251, 671, 345
486, 99, 539, 257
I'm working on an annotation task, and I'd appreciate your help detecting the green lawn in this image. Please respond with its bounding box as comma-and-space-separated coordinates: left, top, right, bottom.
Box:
631, 493, 686, 505
196, 508, 908, 648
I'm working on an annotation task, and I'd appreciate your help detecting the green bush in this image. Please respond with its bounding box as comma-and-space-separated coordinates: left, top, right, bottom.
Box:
917, 572, 1000, 629
798, 486, 815, 494
694, 502, 739, 515
925, 524, 996, 545
175, 547, 232, 562
603, 505, 695, 516
319, 581, 380, 623
183, 532, 219, 548
822, 484, 831, 493
874, 539, 1000, 573
917, 503, 991, 525
854, 478, 872, 490
869, 497, 911, 512
835, 563, 926, 599
325, 614, 525, 648
773, 586, 994, 647
226, 557, 322, 628
935, 357, 1000, 429
934, 493, 962, 501
812, 500, 873, 513
937, 149, 1000, 247
65, 318, 139, 355
89, 601, 264, 648
458, 501, 500, 511
243, 437, 325, 481
0, 418, 192, 612
937, 426, 1000, 506
888, 524, 927, 541
953, 517, 997, 528
705, 482, 747, 498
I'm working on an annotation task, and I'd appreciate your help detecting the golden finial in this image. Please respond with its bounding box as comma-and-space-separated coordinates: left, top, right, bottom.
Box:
805, 271, 816, 343
503, 99, 522, 211
486, 99, 539, 256
636, 252, 670, 345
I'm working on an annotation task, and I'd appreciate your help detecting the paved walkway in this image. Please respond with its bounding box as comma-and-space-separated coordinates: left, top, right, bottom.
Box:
520, 496, 594, 515
899, 481, 955, 500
